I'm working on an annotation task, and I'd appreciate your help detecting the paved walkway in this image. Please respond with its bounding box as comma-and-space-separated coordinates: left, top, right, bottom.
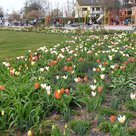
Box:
63, 24, 135, 31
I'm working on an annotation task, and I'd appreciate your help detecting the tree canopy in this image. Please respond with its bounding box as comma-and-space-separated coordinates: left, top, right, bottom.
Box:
0, 7, 4, 19
24, 0, 47, 19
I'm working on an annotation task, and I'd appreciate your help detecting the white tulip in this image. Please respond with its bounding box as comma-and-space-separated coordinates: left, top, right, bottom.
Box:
93, 68, 96, 72
74, 78, 78, 83
46, 86, 51, 91
31, 61, 35, 65
41, 84, 46, 89
47, 90, 51, 95
90, 85, 97, 90
39, 68, 44, 72
91, 91, 96, 97
62, 75, 68, 79
118, 115, 126, 124
101, 67, 105, 72
110, 65, 115, 69
100, 74, 105, 80
130, 93, 136, 100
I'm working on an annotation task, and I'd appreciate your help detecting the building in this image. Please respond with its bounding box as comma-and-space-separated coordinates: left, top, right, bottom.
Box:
75, 0, 103, 18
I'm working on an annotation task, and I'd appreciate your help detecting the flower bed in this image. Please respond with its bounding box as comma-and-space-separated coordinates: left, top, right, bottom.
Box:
0, 32, 136, 135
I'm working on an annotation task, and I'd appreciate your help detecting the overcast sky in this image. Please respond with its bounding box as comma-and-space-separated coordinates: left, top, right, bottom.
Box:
0, 0, 68, 13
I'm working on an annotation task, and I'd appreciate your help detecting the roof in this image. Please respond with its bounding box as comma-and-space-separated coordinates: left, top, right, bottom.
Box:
77, 0, 101, 6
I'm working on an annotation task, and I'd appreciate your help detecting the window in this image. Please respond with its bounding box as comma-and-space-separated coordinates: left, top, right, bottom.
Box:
82, 8, 87, 11
92, 8, 94, 11
96, 7, 100, 11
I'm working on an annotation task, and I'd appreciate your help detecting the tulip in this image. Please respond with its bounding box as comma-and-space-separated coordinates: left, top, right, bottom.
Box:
110, 115, 116, 124
91, 91, 96, 97
98, 86, 102, 93
90, 85, 97, 90
69, 66, 73, 71
64, 66, 69, 71
84, 76, 88, 82
41, 83, 46, 89
47, 90, 51, 96
45, 66, 49, 71
31, 61, 35, 65
39, 68, 44, 72
101, 67, 105, 72
65, 89, 69, 94
1, 111, 4, 116
46, 86, 51, 92
97, 59, 100, 63
74, 78, 78, 83
110, 65, 115, 69
93, 68, 96, 72
0, 85, 5, 91
15, 71, 20, 76
118, 115, 126, 124
54, 90, 61, 99
130, 93, 136, 100
27, 130, 32, 136
100, 74, 105, 80
34, 83, 40, 89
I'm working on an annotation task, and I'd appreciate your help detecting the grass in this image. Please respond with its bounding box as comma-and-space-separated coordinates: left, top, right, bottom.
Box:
0, 31, 70, 60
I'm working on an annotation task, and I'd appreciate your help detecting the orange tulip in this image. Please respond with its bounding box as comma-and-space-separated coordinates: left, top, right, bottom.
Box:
96, 68, 100, 72
97, 59, 100, 63
115, 64, 119, 69
69, 66, 73, 71
120, 66, 125, 70
110, 115, 116, 124
60, 88, 65, 93
78, 77, 82, 82
0, 85, 4, 91
79, 57, 83, 61
124, 61, 127, 65
84, 76, 88, 82
56, 57, 60, 61
127, 58, 132, 63
69, 56, 72, 60
98, 86, 102, 93
34, 83, 40, 89
103, 62, 108, 66
131, 57, 135, 61
48, 62, 51, 67
54, 90, 61, 99
64, 66, 69, 71
51, 60, 57, 65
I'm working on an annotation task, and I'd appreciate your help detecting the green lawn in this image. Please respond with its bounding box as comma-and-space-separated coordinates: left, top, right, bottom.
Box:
0, 31, 70, 60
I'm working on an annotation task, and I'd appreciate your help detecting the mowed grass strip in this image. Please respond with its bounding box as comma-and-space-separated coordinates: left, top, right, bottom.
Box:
0, 31, 70, 60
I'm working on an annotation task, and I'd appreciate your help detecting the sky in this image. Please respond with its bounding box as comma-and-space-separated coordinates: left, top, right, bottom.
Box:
0, 0, 68, 13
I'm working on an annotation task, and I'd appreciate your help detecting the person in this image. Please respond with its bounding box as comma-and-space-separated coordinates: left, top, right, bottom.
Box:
89, 18, 92, 25
33, 18, 37, 25
0, 19, 2, 26
68, 20, 71, 25
26, 19, 28, 26
125, 18, 129, 25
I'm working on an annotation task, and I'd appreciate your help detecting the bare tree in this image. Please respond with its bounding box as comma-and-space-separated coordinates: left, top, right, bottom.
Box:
8, 11, 20, 21
24, 0, 48, 19
66, 0, 75, 17
51, 8, 63, 18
